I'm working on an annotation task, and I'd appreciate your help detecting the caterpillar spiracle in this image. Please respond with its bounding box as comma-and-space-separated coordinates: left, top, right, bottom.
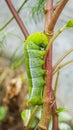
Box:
24, 32, 48, 105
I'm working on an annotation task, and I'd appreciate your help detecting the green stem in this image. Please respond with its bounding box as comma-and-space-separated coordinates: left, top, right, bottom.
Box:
53, 48, 73, 73
0, 0, 28, 31
54, 71, 60, 93
53, 59, 73, 75
25, 105, 38, 130
46, 25, 66, 52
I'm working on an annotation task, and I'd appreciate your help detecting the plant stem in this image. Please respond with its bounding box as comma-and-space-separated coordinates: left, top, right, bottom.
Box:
53, 59, 73, 75
0, 0, 28, 31
38, 0, 54, 129
46, 25, 66, 52
38, 0, 68, 129
48, 0, 68, 31
25, 105, 38, 130
52, 92, 58, 130
53, 48, 73, 72
5, 0, 29, 38
54, 71, 60, 93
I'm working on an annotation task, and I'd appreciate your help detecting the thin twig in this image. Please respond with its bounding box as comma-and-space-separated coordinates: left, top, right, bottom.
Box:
46, 25, 66, 52
25, 105, 38, 130
0, 0, 28, 31
54, 71, 60, 93
5, 0, 29, 38
53, 48, 73, 72
53, 59, 73, 75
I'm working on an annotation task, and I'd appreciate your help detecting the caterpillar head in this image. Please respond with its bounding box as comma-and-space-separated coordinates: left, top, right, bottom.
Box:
26, 32, 48, 48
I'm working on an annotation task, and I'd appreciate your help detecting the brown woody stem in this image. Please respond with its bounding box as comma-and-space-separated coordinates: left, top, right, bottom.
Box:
52, 91, 58, 130
38, 0, 68, 130
38, 0, 54, 130
5, 0, 29, 38
0, 0, 28, 31
48, 0, 68, 31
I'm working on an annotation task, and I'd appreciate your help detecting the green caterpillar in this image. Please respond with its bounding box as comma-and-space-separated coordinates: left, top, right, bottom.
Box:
24, 32, 48, 105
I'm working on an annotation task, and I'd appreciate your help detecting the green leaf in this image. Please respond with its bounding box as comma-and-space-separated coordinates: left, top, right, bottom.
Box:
30, 118, 38, 129
21, 109, 31, 126
48, 111, 72, 130
56, 107, 66, 113
36, 106, 42, 119
59, 111, 72, 122
21, 109, 38, 128
59, 123, 72, 130
66, 19, 73, 28
0, 106, 7, 121
30, 0, 45, 22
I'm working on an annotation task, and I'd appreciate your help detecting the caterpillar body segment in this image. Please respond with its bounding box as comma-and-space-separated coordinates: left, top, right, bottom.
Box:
24, 32, 48, 105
